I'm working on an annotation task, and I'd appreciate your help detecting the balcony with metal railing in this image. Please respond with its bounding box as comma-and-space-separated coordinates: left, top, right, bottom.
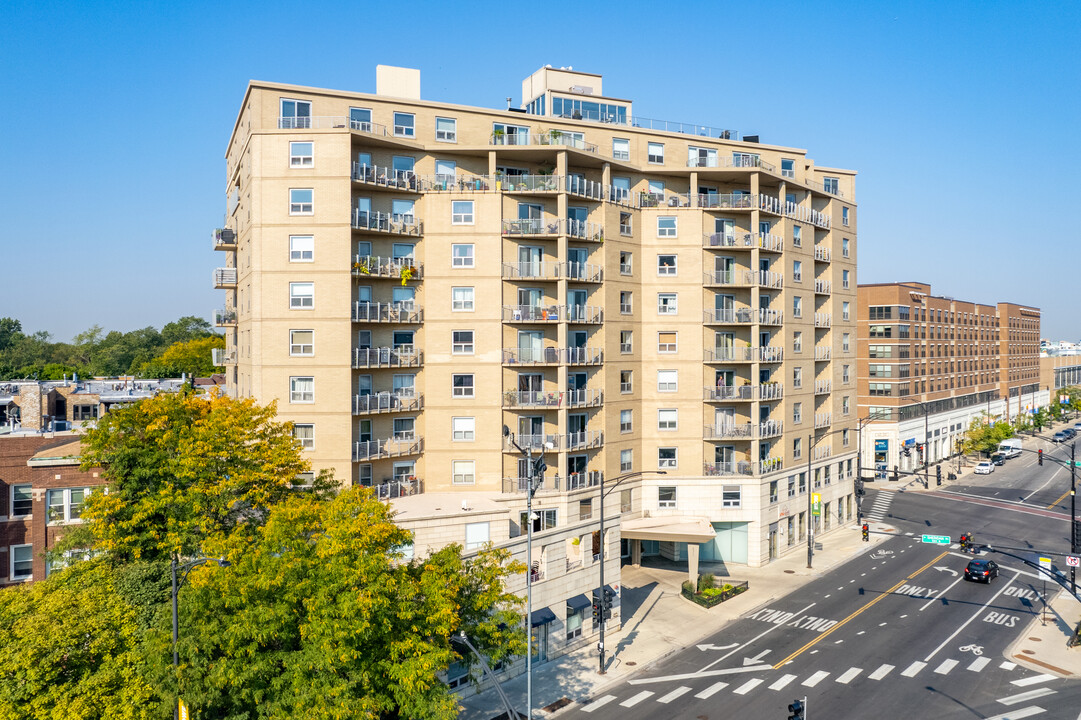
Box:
502, 261, 561, 281
351, 209, 423, 236
213, 228, 236, 251
759, 458, 784, 474
564, 262, 603, 283
566, 470, 604, 491
814, 245, 832, 262
501, 347, 604, 365
352, 392, 423, 415
704, 423, 753, 440
703, 346, 784, 364
277, 115, 389, 134
813, 444, 832, 460
353, 436, 424, 461
704, 384, 784, 402
565, 388, 604, 408
489, 130, 598, 153
814, 380, 832, 395
815, 346, 832, 361
351, 164, 421, 192
352, 255, 423, 281
213, 268, 237, 288
364, 477, 423, 500
499, 174, 561, 193
211, 347, 236, 366
702, 461, 755, 477
503, 305, 563, 323
352, 302, 423, 324
566, 430, 604, 450
814, 279, 832, 295
759, 420, 784, 439
697, 193, 755, 210
352, 347, 422, 368
814, 413, 832, 429
502, 218, 561, 236
688, 154, 776, 172
565, 176, 605, 201
565, 305, 603, 324
503, 434, 561, 453
425, 174, 496, 192
815, 313, 832, 328
502, 390, 562, 409
213, 308, 237, 327
566, 219, 605, 242
501, 475, 562, 494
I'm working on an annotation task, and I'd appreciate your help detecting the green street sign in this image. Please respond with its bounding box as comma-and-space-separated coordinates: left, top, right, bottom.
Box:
922, 534, 951, 545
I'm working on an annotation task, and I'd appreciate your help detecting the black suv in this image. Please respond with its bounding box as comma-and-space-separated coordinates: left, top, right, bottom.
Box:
964, 559, 999, 583
991, 453, 1006, 465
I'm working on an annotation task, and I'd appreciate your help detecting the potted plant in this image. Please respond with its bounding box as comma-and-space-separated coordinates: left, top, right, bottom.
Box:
492, 128, 505, 144
353, 260, 370, 275
399, 266, 416, 285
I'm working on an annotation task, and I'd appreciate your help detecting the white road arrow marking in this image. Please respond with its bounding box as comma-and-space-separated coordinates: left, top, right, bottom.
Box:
743, 649, 771, 666
696, 642, 739, 651
933, 566, 959, 576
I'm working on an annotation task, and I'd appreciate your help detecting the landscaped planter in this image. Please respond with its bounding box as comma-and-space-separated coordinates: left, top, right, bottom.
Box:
681, 577, 749, 609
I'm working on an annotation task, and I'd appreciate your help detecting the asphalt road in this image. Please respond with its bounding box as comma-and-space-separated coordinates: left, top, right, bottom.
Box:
568, 462, 1081, 720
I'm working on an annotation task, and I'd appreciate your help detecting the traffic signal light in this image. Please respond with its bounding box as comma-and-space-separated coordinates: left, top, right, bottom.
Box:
903, 446, 911, 457
788, 699, 805, 720
862, 524, 869, 541
936, 465, 942, 485
1038, 449, 1043, 466
893, 466, 899, 482
592, 594, 602, 620
959, 534, 968, 552
602, 587, 615, 614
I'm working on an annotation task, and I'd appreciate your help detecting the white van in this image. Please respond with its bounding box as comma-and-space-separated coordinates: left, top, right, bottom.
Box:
996, 438, 1022, 459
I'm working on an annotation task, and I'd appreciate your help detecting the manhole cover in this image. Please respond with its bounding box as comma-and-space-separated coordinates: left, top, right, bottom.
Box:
1028, 637, 1042, 642
543, 698, 571, 712
784, 569, 796, 574
1022, 649, 1035, 655
626, 661, 637, 666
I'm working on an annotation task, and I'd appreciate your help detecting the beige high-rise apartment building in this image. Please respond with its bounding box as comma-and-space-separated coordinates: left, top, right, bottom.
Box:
214, 64, 859, 580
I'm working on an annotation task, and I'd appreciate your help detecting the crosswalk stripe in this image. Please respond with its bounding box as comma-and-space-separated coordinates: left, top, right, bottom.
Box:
619, 691, 654, 707
983, 706, 1046, 720
656, 686, 692, 704
694, 682, 728, 699
836, 667, 862, 684
580, 695, 616, 713
934, 659, 958, 675
968, 657, 990, 672
1012, 674, 1056, 687
1000, 661, 1017, 671
733, 678, 763, 695
802, 671, 830, 687
901, 661, 926, 677
868, 664, 895, 680
768, 674, 797, 691
998, 688, 1057, 706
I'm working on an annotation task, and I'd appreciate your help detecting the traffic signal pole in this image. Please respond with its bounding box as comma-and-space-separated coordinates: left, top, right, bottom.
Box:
1072, 441, 1076, 595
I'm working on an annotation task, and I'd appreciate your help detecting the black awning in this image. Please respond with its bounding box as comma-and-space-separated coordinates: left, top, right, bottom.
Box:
530, 606, 556, 627
566, 593, 591, 612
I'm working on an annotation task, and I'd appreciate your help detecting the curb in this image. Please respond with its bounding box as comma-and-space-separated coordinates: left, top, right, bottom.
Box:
1003, 589, 1079, 679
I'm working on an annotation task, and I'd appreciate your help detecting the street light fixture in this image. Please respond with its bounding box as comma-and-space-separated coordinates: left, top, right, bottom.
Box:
596, 469, 664, 675
171, 555, 230, 720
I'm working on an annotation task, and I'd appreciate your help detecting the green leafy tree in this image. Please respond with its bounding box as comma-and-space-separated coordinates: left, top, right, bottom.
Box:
163, 488, 524, 720
0, 560, 164, 720
161, 316, 215, 346
137, 336, 225, 378
63, 389, 331, 563
961, 415, 1015, 455
0, 317, 22, 352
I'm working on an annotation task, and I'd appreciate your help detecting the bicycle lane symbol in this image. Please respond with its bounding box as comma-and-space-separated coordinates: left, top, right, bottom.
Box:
959, 644, 983, 656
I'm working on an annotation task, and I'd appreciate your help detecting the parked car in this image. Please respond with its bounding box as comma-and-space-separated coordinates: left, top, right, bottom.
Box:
974, 461, 994, 475
1052, 431, 1069, 443
964, 558, 1000, 583
990, 453, 1006, 466
1073, 421, 1081, 433
1064, 428, 1077, 439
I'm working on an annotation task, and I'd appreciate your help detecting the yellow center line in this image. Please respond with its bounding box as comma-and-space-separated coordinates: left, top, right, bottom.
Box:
1046, 488, 1071, 509
771, 550, 949, 669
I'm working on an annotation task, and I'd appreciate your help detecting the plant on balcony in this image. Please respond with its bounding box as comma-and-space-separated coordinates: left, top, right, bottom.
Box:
399, 266, 416, 286
353, 260, 370, 275
492, 129, 505, 143
592, 228, 604, 243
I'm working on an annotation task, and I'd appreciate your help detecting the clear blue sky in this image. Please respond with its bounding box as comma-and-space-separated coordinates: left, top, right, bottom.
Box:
2, 0, 1078, 341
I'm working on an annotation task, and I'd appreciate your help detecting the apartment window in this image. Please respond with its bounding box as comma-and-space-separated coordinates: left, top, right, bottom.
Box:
793, 367, 802, 388
657, 369, 678, 392
451, 417, 475, 442
392, 199, 414, 223
10, 544, 32, 580
45, 488, 89, 524
464, 520, 488, 547
289, 282, 314, 309
620, 370, 632, 394
842, 207, 850, 226
658, 449, 677, 470
793, 402, 802, 424
781, 158, 795, 178
290, 376, 314, 403
657, 216, 677, 238
349, 107, 372, 131
280, 98, 311, 128
722, 486, 741, 508
658, 409, 678, 431
842, 396, 850, 415
620, 330, 632, 354
620, 449, 633, 472
657, 254, 677, 275
799, 472, 807, 493
289, 235, 314, 262
10, 485, 31, 517
452, 374, 474, 398
72, 404, 98, 421
648, 179, 665, 196
612, 137, 630, 160
824, 177, 839, 194
452, 287, 474, 311
393, 112, 415, 137
293, 424, 314, 450
658, 486, 676, 507
793, 225, 802, 247
658, 332, 677, 353
620, 409, 632, 433
842, 301, 851, 321
289, 188, 313, 215
842, 269, 850, 289
619, 291, 632, 314
793, 438, 802, 459
289, 330, 314, 356
620, 251, 632, 274
842, 332, 851, 352
842, 237, 850, 257
452, 330, 474, 354
842, 429, 850, 447
793, 296, 802, 318
435, 116, 457, 142
452, 200, 474, 225
842, 364, 851, 383
289, 142, 313, 168
657, 293, 678, 314
452, 244, 474, 267
794, 332, 803, 353
647, 142, 664, 164
793, 260, 802, 282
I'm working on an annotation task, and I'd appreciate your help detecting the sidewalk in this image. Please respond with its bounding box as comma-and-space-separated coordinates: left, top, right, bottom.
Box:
1007, 588, 1081, 678
457, 525, 886, 719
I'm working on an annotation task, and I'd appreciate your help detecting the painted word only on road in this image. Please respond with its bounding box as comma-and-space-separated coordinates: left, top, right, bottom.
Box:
747, 607, 839, 632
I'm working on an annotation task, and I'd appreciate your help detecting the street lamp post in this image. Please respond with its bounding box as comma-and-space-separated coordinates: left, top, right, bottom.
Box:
1071, 441, 1077, 594
806, 426, 860, 569
171, 555, 230, 720
503, 425, 547, 720
596, 470, 663, 675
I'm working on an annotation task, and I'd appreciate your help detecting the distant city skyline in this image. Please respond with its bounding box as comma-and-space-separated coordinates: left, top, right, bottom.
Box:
2, 0, 1078, 340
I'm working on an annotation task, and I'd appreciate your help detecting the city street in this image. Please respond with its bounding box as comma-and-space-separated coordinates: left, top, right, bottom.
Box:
566, 457, 1081, 720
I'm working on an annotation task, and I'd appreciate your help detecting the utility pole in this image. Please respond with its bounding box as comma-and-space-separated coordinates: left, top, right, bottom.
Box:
1072, 441, 1077, 595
